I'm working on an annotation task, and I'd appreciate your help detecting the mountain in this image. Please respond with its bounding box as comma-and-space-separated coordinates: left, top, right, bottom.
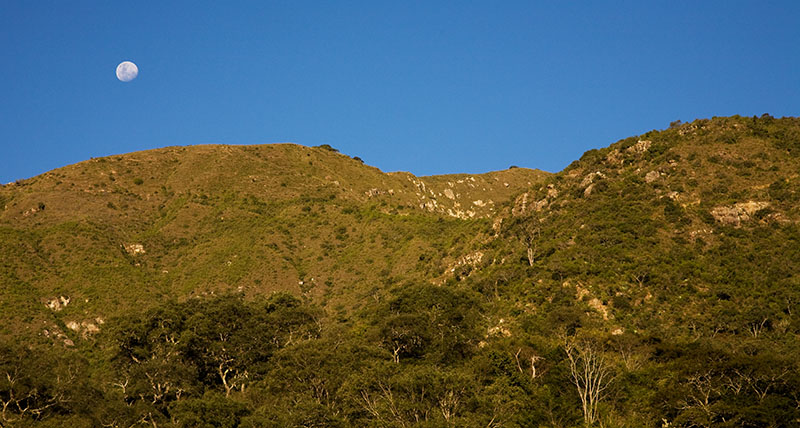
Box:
0, 143, 547, 340
1, 115, 799, 427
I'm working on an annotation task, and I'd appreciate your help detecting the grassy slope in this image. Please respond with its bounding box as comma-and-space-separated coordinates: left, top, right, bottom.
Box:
0, 143, 547, 342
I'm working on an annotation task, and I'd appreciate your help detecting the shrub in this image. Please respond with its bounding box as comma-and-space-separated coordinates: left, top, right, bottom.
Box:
315, 144, 339, 153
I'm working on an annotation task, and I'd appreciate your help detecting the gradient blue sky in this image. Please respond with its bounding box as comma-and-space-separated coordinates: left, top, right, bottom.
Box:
2, 1, 799, 183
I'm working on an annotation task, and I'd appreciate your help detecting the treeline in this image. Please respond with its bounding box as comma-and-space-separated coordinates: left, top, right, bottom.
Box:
2, 286, 799, 427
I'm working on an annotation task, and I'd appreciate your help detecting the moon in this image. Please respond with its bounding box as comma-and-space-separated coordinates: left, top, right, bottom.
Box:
116, 61, 138, 82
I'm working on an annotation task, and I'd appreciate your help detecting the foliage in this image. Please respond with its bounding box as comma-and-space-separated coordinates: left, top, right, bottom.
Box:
2, 117, 800, 426
314, 144, 339, 153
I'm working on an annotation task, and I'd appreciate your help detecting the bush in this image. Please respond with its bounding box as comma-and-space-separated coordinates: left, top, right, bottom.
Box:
315, 144, 339, 153
769, 179, 796, 202
169, 392, 250, 428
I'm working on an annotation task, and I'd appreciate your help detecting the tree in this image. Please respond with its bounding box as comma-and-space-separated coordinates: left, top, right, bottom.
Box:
169, 392, 250, 428
381, 313, 430, 364
376, 284, 482, 364
106, 293, 321, 426
516, 215, 542, 266
181, 294, 319, 396
0, 343, 94, 425
563, 337, 614, 427
106, 302, 200, 425
348, 364, 474, 427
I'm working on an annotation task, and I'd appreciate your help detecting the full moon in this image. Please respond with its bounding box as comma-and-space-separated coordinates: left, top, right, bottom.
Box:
116, 61, 138, 82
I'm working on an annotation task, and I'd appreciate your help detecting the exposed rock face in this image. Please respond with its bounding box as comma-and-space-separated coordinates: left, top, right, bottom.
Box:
365, 188, 386, 197
492, 217, 503, 233
605, 149, 624, 166
605, 140, 651, 166
487, 319, 511, 337
711, 201, 770, 226
628, 139, 652, 154
445, 208, 476, 219
644, 170, 661, 183
513, 184, 560, 217
512, 192, 529, 216
572, 281, 612, 320
83, 322, 100, 334
124, 243, 146, 255
45, 295, 70, 311
580, 171, 606, 188
365, 188, 394, 197
533, 198, 548, 211
22, 207, 40, 217
66, 319, 102, 338
402, 170, 545, 219
434, 251, 485, 284
588, 298, 611, 320
580, 171, 606, 196
454, 251, 484, 269
42, 326, 74, 347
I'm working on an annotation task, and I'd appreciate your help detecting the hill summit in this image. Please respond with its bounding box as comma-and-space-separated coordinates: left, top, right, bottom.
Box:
1, 115, 799, 427
0, 142, 547, 336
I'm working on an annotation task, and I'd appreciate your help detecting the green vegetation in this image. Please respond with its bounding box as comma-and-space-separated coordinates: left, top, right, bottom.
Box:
314, 144, 339, 153
1, 117, 800, 426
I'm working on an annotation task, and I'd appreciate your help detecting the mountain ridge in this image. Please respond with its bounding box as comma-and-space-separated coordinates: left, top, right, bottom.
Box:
0, 142, 547, 343
1, 115, 799, 427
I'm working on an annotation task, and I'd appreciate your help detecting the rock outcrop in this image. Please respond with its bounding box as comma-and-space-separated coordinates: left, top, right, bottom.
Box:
710, 201, 770, 226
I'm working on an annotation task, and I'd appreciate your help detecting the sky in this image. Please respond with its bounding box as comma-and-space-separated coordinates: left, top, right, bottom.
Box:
1, 1, 799, 183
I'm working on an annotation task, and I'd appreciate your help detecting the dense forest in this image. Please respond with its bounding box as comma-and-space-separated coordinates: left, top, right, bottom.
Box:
1, 115, 800, 427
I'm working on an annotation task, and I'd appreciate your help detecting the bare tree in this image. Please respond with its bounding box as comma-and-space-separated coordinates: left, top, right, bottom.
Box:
747, 317, 769, 338
209, 344, 249, 397
629, 271, 649, 287
563, 337, 614, 427
521, 219, 541, 266
677, 371, 718, 428
438, 388, 463, 424
0, 355, 79, 425
514, 348, 544, 381
358, 381, 427, 428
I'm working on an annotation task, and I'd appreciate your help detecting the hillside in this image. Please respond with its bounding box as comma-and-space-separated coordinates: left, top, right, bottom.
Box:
0, 143, 547, 341
1, 116, 799, 427
492, 115, 800, 334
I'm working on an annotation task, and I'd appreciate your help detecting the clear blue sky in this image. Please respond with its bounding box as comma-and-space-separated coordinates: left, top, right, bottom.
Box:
2, 1, 798, 183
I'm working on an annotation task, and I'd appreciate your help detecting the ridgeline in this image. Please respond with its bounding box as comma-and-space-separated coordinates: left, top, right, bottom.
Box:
1, 115, 799, 427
